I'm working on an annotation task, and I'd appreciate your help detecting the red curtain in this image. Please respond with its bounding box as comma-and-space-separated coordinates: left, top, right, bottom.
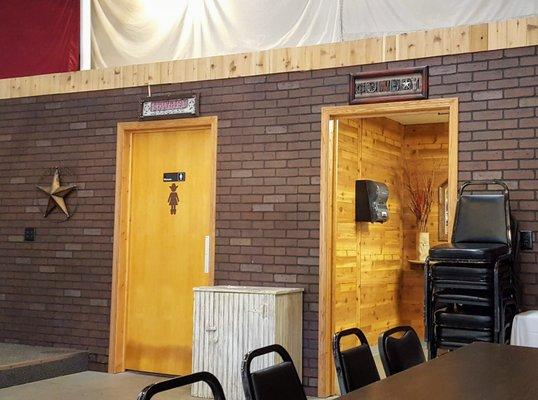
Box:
0, 0, 80, 79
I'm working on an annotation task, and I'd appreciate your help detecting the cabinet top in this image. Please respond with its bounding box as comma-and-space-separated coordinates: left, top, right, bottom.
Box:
194, 285, 304, 295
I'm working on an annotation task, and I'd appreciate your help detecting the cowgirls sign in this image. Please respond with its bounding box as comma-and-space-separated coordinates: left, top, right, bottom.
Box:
139, 93, 200, 120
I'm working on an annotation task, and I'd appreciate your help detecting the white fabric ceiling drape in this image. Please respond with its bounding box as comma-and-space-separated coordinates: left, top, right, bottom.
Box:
91, 0, 342, 68
91, 0, 537, 69
342, 0, 538, 40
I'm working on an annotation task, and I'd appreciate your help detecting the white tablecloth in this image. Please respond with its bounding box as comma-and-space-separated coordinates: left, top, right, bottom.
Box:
511, 311, 538, 347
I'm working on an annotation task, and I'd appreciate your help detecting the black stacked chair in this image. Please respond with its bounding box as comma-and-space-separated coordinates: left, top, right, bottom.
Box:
137, 371, 226, 400
333, 328, 380, 394
425, 180, 520, 359
242, 344, 307, 400
378, 326, 426, 376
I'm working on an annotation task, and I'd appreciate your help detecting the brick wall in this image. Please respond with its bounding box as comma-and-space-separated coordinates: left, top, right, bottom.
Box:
0, 46, 536, 394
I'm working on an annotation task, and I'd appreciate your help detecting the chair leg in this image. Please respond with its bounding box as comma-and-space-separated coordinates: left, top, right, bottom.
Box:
424, 261, 430, 341
493, 262, 500, 343
428, 340, 437, 359
424, 260, 440, 359
499, 301, 506, 343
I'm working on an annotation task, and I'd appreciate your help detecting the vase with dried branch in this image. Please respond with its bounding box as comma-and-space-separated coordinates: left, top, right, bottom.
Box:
404, 168, 435, 261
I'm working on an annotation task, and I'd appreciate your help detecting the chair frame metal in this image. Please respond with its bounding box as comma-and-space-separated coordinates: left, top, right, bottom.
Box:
378, 325, 424, 377
241, 344, 306, 400
332, 327, 379, 395
136, 371, 226, 400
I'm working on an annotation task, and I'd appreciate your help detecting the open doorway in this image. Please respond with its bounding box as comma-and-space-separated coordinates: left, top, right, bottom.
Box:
318, 99, 458, 396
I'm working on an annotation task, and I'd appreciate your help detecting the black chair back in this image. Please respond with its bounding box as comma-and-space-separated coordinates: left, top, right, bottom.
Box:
378, 326, 425, 376
332, 328, 380, 394
137, 371, 225, 400
452, 180, 511, 246
242, 344, 306, 400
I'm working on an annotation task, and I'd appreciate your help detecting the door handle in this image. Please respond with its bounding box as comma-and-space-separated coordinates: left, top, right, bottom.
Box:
204, 235, 210, 274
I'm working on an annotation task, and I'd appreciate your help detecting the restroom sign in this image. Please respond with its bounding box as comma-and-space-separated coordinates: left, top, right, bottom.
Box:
163, 172, 186, 182
139, 94, 199, 120
349, 66, 428, 104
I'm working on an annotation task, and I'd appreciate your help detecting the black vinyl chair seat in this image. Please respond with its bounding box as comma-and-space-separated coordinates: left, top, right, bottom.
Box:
436, 326, 493, 343
378, 326, 425, 377
242, 344, 307, 400
332, 328, 380, 394
452, 194, 509, 244
435, 309, 492, 330
431, 265, 493, 284
431, 263, 513, 281
250, 362, 305, 400
340, 346, 380, 390
429, 242, 509, 262
434, 289, 493, 306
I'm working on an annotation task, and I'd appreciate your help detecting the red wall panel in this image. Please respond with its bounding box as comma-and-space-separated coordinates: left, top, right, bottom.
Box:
0, 0, 79, 79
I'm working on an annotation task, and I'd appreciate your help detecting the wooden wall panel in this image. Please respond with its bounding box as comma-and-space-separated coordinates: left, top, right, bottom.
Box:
332, 118, 449, 345
358, 118, 405, 344
333, 117, 405, 345
400, 123, 449, 336
0, 17, 536, 100
333, 118, 360, 343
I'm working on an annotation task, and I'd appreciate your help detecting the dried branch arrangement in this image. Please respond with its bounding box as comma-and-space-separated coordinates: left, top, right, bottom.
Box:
404, 168, 435, 232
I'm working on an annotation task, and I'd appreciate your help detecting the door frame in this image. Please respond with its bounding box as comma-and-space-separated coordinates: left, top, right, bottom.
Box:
108, 116, 218, 373
318, 98, 458, 396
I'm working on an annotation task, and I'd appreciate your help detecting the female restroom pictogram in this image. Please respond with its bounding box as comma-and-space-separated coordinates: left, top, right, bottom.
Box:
168, 183, 180, 214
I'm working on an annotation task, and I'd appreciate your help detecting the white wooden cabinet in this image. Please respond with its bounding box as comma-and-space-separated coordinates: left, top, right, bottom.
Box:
192, 286, 303, 400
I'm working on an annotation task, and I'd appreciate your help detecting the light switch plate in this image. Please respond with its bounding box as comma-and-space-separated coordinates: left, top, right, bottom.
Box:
520, 230, 533, 250
24, 227, 36, 242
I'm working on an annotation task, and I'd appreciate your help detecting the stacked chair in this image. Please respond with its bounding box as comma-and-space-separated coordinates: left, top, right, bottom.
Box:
425, 180, 520, 359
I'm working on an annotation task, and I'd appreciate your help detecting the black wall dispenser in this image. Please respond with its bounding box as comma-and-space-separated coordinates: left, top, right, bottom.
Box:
355, 180, 389, 223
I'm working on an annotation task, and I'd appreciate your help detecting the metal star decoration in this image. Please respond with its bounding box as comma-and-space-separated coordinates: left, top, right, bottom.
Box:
37, 167, 77, 218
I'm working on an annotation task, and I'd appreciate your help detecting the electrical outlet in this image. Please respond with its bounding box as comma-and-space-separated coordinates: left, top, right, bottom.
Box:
24, 227, 36, 242
520, 230, 533, 250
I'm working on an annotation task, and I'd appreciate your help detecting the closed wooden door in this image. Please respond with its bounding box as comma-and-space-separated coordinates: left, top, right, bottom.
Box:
123, 123, 215, 375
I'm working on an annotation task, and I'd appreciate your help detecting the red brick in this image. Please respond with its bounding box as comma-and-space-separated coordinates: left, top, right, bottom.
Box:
473, 90, 503, 100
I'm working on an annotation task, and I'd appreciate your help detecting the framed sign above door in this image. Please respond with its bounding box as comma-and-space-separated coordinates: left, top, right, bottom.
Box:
349, 66, 428, 104
139, 93, 199, 120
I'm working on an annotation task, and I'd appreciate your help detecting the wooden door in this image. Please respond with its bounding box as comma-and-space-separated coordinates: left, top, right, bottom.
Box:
122, 122, 216, 375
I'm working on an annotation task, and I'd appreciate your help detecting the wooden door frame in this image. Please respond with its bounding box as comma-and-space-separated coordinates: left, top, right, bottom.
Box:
108, 116, 218, 373
318, 98, 458, 396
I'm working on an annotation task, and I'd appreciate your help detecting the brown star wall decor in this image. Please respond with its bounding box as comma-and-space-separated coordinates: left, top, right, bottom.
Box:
37, 167, 77, 218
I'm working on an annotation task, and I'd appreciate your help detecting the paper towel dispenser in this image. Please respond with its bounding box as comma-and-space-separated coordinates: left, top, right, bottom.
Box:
355, 180, 389, 223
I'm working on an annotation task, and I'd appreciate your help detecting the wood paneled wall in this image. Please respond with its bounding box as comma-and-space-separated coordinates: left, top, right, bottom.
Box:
333, 118, 360, 343
0, 17, 536, 100
333, 118, 448, 344
358, 118, 404, 343
333, 117, 405, 345
400, 123, 449, 335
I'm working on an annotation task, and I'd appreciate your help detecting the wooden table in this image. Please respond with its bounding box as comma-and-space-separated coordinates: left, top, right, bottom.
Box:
338, 342, 538, 400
